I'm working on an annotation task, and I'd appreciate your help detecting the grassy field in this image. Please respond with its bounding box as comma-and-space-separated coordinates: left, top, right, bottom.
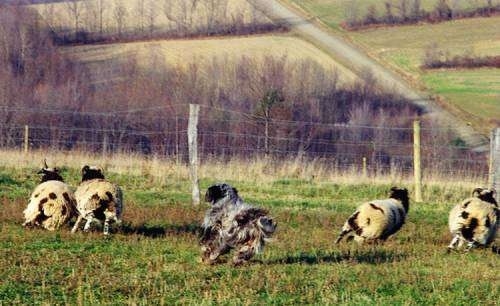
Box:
0, 150, 498, 304
286, 0, 500, 30
63, 35, 356, 85
284, 0, 500, 133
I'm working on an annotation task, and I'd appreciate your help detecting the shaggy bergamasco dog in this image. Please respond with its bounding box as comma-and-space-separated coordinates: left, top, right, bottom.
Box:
200, 183, 277, 265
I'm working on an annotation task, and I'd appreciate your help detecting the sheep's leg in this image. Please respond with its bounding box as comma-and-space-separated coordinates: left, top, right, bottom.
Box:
465, 240, 477, 251
103, 218, 111, 235
22, 218, 34, 227
83, 214, 95, 232
71, 215, 84, 233
447, 235, 461, 251
335, 228, 352, 244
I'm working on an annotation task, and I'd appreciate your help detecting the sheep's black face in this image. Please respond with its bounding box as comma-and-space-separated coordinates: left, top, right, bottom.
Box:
38, 167, 63, 183
205, 183, 238, 205
473, 188, 497, 206
389, 187, 409, 211
81, 165, 105, 181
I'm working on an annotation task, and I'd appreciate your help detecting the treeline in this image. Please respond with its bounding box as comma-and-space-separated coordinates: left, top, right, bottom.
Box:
423, 44, 500, 69
0, 5, 482, 174
344, 0, 500, 30
19, 0, 287, 45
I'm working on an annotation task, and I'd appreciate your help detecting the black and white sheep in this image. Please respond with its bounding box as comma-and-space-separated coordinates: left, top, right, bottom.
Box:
447, 187, 498, 251
71, 165, 123, 235
23, 161, 77, 231
200, 183, 277, 265
335, 187, 410, 244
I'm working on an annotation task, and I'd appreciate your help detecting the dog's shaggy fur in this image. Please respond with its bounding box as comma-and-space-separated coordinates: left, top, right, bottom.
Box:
448, 188, 498, 251
200, 183, 277, 265
336, 187, 410, 244
71, 165, 123, 235
23, 162, 77, 231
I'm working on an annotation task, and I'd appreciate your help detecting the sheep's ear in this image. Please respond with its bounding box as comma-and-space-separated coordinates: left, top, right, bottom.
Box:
53, 167, 59, 173
82, 165, 89, 174
43, 159, 48, 169
472, 188, 483, 197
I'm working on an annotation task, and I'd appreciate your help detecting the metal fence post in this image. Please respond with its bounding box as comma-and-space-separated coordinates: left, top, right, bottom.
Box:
24, 125, 29, 153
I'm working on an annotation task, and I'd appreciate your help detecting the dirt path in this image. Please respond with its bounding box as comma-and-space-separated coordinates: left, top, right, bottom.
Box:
249, 0, 489, 150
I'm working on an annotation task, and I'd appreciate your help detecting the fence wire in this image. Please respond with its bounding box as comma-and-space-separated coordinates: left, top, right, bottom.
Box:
0, 105, 493, 180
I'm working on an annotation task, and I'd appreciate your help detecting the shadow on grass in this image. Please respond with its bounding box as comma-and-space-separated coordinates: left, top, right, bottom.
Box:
267, 249, 407, 265
119, 222, 201, 238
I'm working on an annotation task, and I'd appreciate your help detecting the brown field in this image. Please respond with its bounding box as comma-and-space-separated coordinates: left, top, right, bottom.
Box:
62, 35, 357, 85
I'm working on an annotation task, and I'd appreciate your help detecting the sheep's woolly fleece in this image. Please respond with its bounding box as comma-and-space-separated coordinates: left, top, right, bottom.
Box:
23, 168, 76, 231
336, 187, 409, 244
72, 166, 123, 235
448, 188, 498, 250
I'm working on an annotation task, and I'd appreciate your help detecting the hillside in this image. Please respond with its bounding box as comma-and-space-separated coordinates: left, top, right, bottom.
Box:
283, 0, 500, 133
62, 35, 356, 86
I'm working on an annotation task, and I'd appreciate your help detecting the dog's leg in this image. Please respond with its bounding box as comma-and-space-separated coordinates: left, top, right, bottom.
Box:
232, 244, 255, 266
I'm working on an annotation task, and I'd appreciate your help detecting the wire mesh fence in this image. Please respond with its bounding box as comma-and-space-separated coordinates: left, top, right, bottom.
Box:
0, 104, 494, 182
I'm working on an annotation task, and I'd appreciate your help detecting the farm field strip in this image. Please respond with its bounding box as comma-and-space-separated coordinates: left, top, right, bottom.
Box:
62, 35, 357, 84
282, 0, 500, 131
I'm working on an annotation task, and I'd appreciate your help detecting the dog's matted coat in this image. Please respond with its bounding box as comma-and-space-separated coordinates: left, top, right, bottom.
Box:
200, 183, 277, 265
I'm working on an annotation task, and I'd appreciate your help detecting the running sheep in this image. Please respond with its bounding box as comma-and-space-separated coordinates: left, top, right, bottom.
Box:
447, 187, 498, 251
71, 165, 123, 235
23, 161, 77, 231
200, 183, 277, 265
335, 187, 410, 244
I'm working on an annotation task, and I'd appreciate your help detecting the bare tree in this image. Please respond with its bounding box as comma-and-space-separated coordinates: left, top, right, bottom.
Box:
411, 0, 422, 20
146, 0, 158, 36
65, 0, 82, 38
135, 0, 146, 33
258, 89, 284, 155
385, 1, 395, 24
399, 0, 408, 20
345, 0, 360, 26
97, 0, 106, 35
114, 1, 128, 37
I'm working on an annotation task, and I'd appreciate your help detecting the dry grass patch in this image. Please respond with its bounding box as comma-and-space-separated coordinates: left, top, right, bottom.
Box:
62, 35, 356, 84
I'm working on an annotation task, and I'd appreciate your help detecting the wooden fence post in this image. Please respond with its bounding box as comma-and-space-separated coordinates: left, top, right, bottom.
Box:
489, 128, 500, 191
188, 104, 200, 206
102, 132, 108, 157
362, 157, 367, 178
24, 125, 29, 153
413, 120, 423, 203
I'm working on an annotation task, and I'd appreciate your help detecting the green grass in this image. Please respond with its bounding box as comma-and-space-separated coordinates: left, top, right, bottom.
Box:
0, 166, 498, 304
423, 68, 500, 125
